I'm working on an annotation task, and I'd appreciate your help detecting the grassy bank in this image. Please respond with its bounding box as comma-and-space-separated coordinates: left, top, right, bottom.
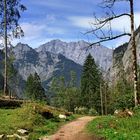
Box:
87, 107, 140, 140
0, 102, 76, 139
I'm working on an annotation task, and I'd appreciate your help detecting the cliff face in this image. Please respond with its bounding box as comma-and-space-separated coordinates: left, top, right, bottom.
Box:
108, 26, 140, 83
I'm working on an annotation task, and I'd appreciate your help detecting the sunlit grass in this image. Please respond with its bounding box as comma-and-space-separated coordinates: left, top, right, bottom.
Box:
87, 107, 140, 140
0, 102, 77, 139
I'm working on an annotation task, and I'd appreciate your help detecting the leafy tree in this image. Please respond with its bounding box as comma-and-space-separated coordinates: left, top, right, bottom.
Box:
25, 72, 46, 101
0, 0, 26, 95
80, 54, 101, 113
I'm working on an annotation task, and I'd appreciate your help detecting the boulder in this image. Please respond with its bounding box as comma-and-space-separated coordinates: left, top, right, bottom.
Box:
59, 114, 67, 119
0, 134, 6, 139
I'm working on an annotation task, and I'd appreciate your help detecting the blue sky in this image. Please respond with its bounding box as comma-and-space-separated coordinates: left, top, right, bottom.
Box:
12, 0, 140, 48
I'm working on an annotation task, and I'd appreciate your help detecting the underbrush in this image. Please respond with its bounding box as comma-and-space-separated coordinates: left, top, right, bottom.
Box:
87, 106, 140, 140
0, 102, 76, 139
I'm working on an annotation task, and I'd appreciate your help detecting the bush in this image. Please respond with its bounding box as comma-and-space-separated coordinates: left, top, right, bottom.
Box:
88, 108, 99, 116
74, 107, 88, 115
114, 94, 134, 109
133, 105, 140, 116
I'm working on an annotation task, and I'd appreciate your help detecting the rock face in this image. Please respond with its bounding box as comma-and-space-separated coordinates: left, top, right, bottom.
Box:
36, 40, 113, 72
108, 26, 140, 83
11, 43, 82, 93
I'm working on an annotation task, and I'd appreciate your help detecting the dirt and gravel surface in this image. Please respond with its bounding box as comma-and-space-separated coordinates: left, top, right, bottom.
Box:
42, 116, 105, 140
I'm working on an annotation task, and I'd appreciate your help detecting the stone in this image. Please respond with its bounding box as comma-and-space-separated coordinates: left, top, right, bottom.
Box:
0, 134, 6, 139
59, 114, 66, 119
17, 129, 29, 135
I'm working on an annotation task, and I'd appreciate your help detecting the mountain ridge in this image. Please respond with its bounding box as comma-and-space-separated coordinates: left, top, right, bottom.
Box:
36, 39, 113, 72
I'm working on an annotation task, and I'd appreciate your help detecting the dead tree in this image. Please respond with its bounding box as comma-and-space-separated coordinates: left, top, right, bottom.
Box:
87, 0, 139, 106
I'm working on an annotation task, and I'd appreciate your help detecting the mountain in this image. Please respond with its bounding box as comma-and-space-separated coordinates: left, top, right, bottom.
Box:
108, 26, 140, 83
0, 39, 113, 97
36, 40, 113, 72
11, 43, 82, 94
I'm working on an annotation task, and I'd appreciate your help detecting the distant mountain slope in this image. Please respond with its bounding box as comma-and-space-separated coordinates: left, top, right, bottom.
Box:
12, 43, 82, 92
36, 40, 113, 72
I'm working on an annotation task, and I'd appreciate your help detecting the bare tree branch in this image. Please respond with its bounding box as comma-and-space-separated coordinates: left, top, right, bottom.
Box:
89, 33, 131, 46
96, 13, 130, 25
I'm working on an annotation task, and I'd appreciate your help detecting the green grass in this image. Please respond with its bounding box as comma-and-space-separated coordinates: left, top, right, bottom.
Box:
0, 102, 77, 139
87, 107, 140, 140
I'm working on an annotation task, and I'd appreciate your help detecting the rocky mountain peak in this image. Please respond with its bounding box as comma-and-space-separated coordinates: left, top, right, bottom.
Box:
36, 39, 113, 72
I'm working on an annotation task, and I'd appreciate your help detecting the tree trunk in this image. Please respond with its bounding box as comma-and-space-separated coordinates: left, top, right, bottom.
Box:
100, 84, 104, 115
4, 0, 8, 96
104, 83, 107, 115
130, 0, 139, 106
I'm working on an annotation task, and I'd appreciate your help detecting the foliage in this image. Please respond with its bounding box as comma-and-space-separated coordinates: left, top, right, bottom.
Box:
0, 0, 26, 38
74, 107, 88, 115
74, 107, 99, 115
25, 73, 46, 101
80, 54, 101, 112
88, 108, 99, 116
108, 68, 134, 112
49, 71, 81, 112
87, 108, 140, 140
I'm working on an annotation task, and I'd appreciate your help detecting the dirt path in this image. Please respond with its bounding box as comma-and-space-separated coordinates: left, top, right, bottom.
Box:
42, 116, 98, 140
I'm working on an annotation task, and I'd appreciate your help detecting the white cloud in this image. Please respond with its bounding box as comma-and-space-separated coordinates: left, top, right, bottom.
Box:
11, 21, 66, 48
68, 16, 95, 29
68, 12, 140, 32
21, 22, 45, 40
110, 12, 140, 32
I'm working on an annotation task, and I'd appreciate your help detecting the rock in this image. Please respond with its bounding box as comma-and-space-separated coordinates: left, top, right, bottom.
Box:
17, 129, 29, 135
6, 135, 14, 138
108, 26, 140, 84
37, 39, 112, 72
59, 114, 66, 119
0, 134, 6, 139
114, 109, 121, 115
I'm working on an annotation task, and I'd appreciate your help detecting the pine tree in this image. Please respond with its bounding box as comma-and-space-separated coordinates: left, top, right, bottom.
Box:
25, 73, 46, 101
80, 54, 101, 112
49, 72, 80, 112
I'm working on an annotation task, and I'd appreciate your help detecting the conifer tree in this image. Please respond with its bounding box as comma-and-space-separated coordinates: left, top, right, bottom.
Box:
80, 54, 101, 112
49, 72, 80, 112
25, 73, 46, 101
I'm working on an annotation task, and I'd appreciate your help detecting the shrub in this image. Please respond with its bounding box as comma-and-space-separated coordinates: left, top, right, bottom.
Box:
88, 108, 99, 116
74, 107, 88, 114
